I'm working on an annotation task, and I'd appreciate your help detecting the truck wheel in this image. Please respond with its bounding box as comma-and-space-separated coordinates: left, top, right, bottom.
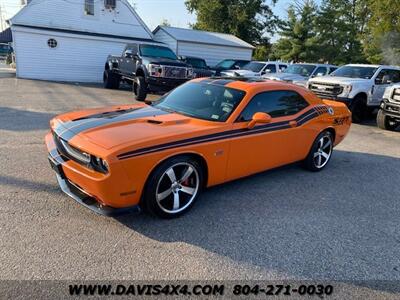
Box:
103, 70, 120, 89
349, 95, 367, 123
134, 76, 148, 101
377, 109, 398, 131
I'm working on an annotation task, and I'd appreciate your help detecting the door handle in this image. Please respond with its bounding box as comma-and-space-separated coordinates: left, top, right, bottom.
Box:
289, 120, 297, 128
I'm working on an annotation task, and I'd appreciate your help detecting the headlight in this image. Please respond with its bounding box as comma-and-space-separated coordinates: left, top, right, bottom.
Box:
91, 156, 109, 174
60, 139, 91, 164
147, 64, 163, 77
342, 85, 352, 95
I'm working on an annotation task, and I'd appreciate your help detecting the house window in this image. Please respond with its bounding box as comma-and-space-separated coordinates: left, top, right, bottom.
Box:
104, 0, 116, 9
84, 0, 94, 15
47, 39, 58, 48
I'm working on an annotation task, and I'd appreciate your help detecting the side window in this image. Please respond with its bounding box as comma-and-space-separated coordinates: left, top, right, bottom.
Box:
328, 67, 337, 74
387, 70, 400, 83
84, 0, 94, 15
279, 64, 288, 72
375, 69, 393, 84
314, 67, 328, 76
238, 90, 309, 122
264, 64, 277, 74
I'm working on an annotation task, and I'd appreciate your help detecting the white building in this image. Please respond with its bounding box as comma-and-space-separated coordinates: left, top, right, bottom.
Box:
153, 26, 255, 67
9, 0, 153, 82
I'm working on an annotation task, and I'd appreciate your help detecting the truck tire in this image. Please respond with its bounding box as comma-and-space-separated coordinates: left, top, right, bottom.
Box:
349, 95, 367, 123
134, 76, 148, 101
377, 109, 398, 131
103, 69, 120, 89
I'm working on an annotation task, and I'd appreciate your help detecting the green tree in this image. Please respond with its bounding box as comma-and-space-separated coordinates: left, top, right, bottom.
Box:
272, 0, 319, 62
185, 0, 278, 46
363, 0, 400, 64
315, 0, 368, 64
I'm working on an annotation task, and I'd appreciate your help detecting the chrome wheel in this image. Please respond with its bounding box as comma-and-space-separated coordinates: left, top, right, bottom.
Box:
313, 135, 333, 169
155, 162, 200, 214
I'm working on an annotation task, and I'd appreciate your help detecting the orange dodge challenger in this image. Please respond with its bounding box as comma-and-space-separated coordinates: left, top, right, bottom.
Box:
46, 77, 351, 218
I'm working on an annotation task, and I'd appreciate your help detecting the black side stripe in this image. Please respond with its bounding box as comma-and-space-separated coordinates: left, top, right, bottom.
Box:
117, 106, 326, 160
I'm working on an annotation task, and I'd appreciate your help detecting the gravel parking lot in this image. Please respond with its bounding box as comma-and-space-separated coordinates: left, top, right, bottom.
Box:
1, 63, 400, 297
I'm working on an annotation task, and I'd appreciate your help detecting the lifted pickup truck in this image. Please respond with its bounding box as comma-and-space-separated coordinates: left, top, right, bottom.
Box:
104, 43, 193, 101
377, 85, 400, 131
308, 64, 400, 122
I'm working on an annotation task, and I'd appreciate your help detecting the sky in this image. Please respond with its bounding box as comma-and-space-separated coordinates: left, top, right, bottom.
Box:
0, 0, 312, 39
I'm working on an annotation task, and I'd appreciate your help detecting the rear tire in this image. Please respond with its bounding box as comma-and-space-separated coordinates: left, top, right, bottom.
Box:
377, 109, 398, 131
143, 156, 204, 219
134, 76, 148, 101
349, 95, 367, 123
304, 131, 334, 172
103, 70, 120, 89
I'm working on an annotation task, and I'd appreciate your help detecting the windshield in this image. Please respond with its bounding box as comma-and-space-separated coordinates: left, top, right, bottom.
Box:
331, 66, 378, 79
153, 82, 246, 122
186, 58, 207, 69
242, 62, 265, 72
284, 64, 316, 77
139, 45, 177, 60
215, 60, 235, 69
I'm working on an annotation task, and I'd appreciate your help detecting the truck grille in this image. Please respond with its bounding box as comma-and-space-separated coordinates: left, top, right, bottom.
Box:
309, 82, 344, 99
163, 66, 187, 79
390, 88, 400, 104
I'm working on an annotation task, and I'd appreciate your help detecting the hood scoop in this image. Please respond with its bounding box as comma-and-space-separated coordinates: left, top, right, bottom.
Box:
146, 119, 163, 125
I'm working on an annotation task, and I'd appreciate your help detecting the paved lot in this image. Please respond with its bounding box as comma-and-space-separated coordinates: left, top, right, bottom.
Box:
1, 64, 400, 296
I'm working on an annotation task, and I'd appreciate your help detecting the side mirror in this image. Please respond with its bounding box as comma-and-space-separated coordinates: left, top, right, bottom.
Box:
234, 65, 240, 70
248, 112, 272, 129
133, 54, 140, 60
316, 72, 324, 77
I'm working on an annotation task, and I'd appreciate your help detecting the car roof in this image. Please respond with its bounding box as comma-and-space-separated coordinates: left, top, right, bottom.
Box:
291, 63, 337, 68
181, 56, 206, 60
192, 76, 307, 91
344, 64, 400, 69
248, 61, 288, 64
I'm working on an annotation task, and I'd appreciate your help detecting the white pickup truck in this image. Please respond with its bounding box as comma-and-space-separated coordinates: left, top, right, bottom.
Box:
308, 64, 400, 122
377, 85, 400, 131
221, 61, 288, 77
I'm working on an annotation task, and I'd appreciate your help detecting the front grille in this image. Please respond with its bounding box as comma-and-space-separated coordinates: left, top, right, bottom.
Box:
309, 82, 344, 99
163, 66, 187, 79
194, 70, 209, 78
390, 88, 400, 104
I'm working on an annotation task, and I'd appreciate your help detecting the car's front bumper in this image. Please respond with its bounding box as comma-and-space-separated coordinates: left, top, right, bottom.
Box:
46, 133, 140, 216
381, 100, 400, 120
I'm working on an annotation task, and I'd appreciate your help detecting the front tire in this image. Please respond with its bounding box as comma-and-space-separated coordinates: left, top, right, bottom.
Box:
349, 95, 367, 123
304, 131, 334, 172
377, 109, 398, 131
134, 76, 148, 101
143, 156, 204, 219
103, 69, 120, 89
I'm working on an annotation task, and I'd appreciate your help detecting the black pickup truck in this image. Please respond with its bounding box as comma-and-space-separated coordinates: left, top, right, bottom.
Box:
104, 43, 193, 101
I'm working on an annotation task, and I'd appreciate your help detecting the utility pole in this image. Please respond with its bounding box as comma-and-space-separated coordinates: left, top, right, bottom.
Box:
0, 4, 4, 32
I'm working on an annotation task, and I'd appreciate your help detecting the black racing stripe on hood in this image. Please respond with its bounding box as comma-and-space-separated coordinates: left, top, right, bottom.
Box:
55, 106, 169, 141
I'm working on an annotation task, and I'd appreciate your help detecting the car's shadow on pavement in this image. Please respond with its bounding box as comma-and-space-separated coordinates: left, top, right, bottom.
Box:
0, 107, 55, 131
115, 150, 400, 293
